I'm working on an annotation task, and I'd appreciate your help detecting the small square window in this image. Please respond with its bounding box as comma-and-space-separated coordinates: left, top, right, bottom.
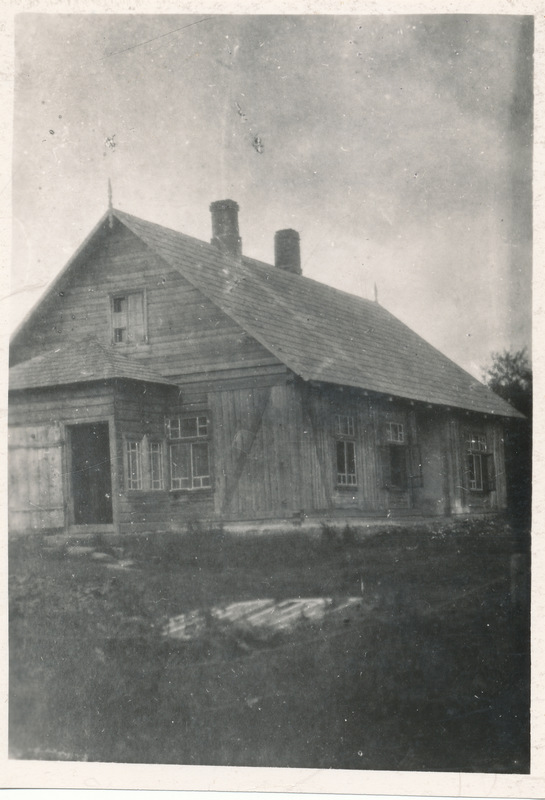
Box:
168, 416, 208, 440
335, 415, 355, 437
467, 433, 487, 452
386, 422, 404, 443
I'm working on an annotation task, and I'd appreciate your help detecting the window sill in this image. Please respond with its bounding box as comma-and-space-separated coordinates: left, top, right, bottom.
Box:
169, 488, 214, 497
112, 341, 151, 351
336, 484, 358, 491
126, 488, 167, 494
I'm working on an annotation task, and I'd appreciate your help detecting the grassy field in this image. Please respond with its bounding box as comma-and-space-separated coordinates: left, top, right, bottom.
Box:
9, 516, 530, 771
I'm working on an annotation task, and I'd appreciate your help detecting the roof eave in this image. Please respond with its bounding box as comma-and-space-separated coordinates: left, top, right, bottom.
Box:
10, 210, 112, 352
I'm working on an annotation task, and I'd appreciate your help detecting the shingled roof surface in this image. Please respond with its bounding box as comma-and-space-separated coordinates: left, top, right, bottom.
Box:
9, 338, 177, 391
113, 210, 521, 418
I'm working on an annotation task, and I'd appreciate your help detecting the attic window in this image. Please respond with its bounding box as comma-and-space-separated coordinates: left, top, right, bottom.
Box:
111, 291, 147, 344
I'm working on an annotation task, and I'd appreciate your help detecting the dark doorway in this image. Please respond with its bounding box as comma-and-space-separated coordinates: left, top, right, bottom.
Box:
69, 422, 113, 524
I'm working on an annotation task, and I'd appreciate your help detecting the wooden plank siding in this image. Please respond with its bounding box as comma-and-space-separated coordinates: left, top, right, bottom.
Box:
455, 412, 506, 513
10, 222, 282, 380
8, 210, 509, 528
301, 384, 381, 515
208, 382, 302, 520
8, 424, 64, 531
112, 380, 178, 534
294, 385, 507, 519
8, 383, 116, 533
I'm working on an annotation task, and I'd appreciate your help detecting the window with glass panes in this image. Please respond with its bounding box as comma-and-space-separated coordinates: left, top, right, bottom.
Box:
466, 433, 494, 492
126, 440, 142, 490
149, 441, 164, 490
168, 416, 211, 490
335, 414, 357, 486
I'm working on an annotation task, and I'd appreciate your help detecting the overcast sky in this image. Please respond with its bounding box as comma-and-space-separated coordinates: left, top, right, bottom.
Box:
11, 14, 533, 379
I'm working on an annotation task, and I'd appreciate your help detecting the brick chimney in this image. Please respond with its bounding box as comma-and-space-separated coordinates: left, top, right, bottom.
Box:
274, 229, 301, 275
210, 200, 242, 260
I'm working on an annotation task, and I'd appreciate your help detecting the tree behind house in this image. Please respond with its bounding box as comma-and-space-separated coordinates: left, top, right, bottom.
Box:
483, 349, 532, 537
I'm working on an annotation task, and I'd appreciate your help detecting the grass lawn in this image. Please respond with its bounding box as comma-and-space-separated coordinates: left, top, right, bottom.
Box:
9, 516, 530, 771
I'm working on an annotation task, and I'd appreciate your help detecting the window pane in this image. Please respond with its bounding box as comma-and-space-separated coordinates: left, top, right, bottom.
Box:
467, 433, 487, 452
474, 453, 483, 490
128, 292, 145, 342
467, 453, 476, 489
390, 446, 407, 489
387, 422, 404, 443
192, 442, 210, 479
467, 438, 486, 490
336, 440, 356, 485
335, 415, 354, 436
150, 442, 163, 490
113, 297, 126, 313
114, 328, 126, 343
126, 440, 142, 490
336, 441, 346, 480
170, 443, 191, 489
168, 418, 181, 439
346, 441, 356, 476
180, 418, 198, 438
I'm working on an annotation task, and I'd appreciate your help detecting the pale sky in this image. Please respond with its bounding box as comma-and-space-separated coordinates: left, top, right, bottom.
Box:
11, 14, 533, 379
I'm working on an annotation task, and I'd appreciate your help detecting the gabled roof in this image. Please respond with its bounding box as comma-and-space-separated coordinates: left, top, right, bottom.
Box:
112, 209, 522, 419
9, 338, 178, 391
10, 207, 523, 418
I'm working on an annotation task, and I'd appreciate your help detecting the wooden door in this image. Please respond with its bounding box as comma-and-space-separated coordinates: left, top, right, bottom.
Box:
8, 424, 65, 532
69, 422, 113, 525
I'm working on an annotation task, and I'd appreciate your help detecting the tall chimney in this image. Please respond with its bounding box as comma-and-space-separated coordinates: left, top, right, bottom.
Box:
274, 229, 301, 275
210, 200, 242, 260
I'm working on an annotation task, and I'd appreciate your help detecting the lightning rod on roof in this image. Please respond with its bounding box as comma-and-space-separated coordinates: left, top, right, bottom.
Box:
108, 179, 114, 229
374, 282, 379, 303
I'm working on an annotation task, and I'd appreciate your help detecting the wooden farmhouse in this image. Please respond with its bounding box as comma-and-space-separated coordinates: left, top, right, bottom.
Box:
9, 199, 523, 535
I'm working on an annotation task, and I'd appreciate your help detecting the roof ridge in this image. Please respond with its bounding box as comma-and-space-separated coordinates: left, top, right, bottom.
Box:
113, 208, 520, 416
113, 207, 380, 310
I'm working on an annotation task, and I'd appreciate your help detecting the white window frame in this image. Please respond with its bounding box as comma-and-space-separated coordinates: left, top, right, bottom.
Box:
126, 439, 143, 490
125, 436, 165, 492
168, 415, 211, 491
149, 440, 164, 490
334, 414, 357, 487
466, 432, 488, 492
